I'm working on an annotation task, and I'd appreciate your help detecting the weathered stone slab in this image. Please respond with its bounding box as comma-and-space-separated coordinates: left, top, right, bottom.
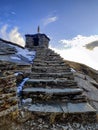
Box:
67, 103, 96, 113
33, 63, 67, 67
23, 88, 83, 95
28, 103, 62, 113
34, 60, 65, 64
60, 103, 68, 113
30, 72, 73, 77
31, 67, 71, 73
32, 68, 71, 73
27, 102, 96, 114
25, 78, 76, 83
32, 66, 69, 70
29, 72, 74, 79
24, 78, 77, 88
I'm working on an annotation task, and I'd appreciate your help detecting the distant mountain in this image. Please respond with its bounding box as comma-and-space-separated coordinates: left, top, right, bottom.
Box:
85, 41, 98, 50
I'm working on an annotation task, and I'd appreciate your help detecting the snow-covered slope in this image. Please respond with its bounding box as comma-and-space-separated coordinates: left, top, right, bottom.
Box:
0, 38, 36, 64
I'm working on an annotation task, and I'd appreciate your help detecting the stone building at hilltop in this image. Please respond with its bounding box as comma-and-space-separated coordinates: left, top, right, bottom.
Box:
25, 33, 50, 48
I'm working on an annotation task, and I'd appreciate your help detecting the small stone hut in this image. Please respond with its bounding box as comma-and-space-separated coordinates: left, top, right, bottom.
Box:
25, 33, 50, 48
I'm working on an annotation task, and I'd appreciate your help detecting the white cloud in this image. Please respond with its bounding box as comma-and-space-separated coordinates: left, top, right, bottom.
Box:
50, 35, 98, 70
9, 27, 25, 46
43, 16, 58, 26
0, 24, 8, 39
0, 25, 25, 46
59, 35, 98, 48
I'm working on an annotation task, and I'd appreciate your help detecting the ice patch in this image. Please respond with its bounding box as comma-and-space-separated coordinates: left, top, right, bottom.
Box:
71, 68, 76, 72
17, 48, 36, 63
6, 42, 36, 63
11, 56, 21, 60
17, 77, 29, 94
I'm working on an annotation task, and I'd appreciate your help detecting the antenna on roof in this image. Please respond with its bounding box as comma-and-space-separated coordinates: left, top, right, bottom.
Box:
37, 25, 40, 33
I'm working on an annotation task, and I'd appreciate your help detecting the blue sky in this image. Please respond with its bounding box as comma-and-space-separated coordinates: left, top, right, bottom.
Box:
0, 0, 98, 39
0, 0, 98, 69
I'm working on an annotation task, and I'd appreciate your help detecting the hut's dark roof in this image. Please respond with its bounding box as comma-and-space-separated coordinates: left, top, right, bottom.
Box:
25, 33, 50, 41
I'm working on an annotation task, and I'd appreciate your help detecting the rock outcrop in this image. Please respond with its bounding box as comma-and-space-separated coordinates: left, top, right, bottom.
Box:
0, 61, 18, 130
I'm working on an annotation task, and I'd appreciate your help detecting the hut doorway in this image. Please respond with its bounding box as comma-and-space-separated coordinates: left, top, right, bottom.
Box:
33, 38, 39, 46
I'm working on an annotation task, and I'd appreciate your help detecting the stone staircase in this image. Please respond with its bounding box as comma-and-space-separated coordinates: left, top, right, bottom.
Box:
22, 47, 96, 123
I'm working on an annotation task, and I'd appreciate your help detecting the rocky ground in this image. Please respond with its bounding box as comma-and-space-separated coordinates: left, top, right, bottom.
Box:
0, 109, 98, 130
0, 118, 98, 130
65, 60, 98, 111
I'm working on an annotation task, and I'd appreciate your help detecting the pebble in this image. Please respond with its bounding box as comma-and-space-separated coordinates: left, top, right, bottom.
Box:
72, 123, 81, 128
43, 125, 49, 128
38, 124, 43, 128
38, 118, 43, 123
32, 122, 36, 125
62, 125, 69, 130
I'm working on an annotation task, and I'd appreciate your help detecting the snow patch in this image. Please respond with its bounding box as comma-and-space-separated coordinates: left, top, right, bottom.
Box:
71, 68, 76, 72
17, 49, 36, 63
14, 72, 23, 76
5, 42, 36, 63
11, 56, 21, 61
17, 77, 29, 94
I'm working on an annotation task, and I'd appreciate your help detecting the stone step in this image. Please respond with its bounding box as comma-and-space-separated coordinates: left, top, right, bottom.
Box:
32, 66, 70, 70
24, 79, 77, 88
34, 48, 54, 52
22, 87, 84, 102
36, 54, 61, 58
23, 93, 86, 103
23, 88, 83, 96
32, 67, 71, 73
33, 59, 65, 64
35, 52, 57, 56
31, 69, 71, 73
33, 60, 65, 64
36, 52, 61, 56
11, 69, 31, 73
27, 102, 96, 114
36, 56, 63, 60
28, 102, 61, 113
28, 76, 68, 80
29, 72, 74, 79
32, 62, 67, 66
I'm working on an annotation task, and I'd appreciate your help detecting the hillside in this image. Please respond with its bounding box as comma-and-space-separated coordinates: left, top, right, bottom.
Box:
65, 60, 98, 111
0, 35, 98, 129
65, 60, 98, 82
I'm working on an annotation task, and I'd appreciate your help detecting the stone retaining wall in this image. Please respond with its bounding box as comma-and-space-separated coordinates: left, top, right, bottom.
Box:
0, 71, 18, 127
